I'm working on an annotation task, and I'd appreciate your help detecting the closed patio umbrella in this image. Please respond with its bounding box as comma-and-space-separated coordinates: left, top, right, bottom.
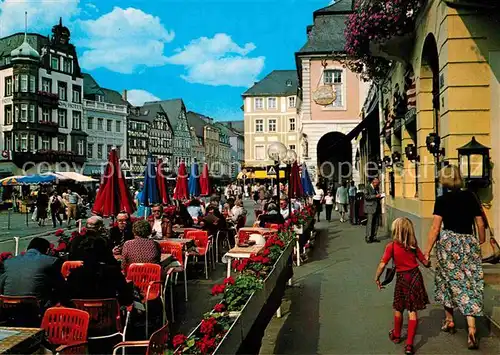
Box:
92, 148, 135, 217
173, 162, 188, 200
288, 162, 304, 198
301, 163, 315, 196
156, 158, 170, 205
188, 161, 200, 197
139, 154, 160, 217
200, 163, 211, 196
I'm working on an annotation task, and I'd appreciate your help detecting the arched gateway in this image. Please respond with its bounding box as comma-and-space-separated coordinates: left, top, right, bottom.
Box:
316, 132, 352, 185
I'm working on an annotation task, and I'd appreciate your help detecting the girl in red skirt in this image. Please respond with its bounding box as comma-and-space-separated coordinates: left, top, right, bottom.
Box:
375, 217, 430, 355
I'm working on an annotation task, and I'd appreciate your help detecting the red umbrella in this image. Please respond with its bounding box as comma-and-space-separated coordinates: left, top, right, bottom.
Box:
288, 161, 304, 198
92, 149, 135, 217
156, 159, 170, 205
200, 163, 211, 196
173, 162, 188, 200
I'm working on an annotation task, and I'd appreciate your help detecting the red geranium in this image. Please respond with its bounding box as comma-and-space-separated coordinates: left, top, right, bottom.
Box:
172, 334, 187, 348
213, 303, 225, 312
200, 317, 217, 335
211, 283, 226, 296
79, 227, 87, 236
223, 276, 235, 285
54, 229, 65, 237
0, 252, 13, 262
55, 242, 67, 252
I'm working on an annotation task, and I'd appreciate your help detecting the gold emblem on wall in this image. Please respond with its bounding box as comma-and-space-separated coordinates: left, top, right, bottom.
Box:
312, 85, 337, 106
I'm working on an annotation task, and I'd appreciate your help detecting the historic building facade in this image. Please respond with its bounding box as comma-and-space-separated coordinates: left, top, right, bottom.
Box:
295, 0, 369, 184
0, 19, 86, 176
242, 70, 300, 169
214, 122, 233, 179
82, 73, 127, 176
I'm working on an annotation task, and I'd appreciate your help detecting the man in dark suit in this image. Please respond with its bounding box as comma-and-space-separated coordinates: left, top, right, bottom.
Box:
364, 177, 383, 243
0, 237, 68, 309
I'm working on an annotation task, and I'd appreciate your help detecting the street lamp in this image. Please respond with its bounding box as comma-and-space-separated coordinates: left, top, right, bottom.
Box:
267, 142, 287, 201
282, 149, 298, 217
458, 136, 491, 188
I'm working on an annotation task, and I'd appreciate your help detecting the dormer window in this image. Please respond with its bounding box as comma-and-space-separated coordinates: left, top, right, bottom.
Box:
62, 57, 72, 74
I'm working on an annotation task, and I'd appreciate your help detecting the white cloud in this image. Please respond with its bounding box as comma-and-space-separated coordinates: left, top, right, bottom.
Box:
126, 89, 160, 107
77, 7, 174, 74
85, 3, 98, 12
166, 33, 265, 87
0, 0, 80, 35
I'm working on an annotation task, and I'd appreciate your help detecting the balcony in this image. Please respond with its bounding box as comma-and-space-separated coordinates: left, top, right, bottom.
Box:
13, 121, 59, 136
84, 99, 128, 114
12, 150, 85, 167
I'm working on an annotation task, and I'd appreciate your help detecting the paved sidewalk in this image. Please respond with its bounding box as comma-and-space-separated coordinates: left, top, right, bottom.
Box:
260, 217, 500, 354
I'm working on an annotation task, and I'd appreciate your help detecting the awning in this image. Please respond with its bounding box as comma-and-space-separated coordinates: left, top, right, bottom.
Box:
54, 171, 97, 182
346, 96, 379, 141
254, 170, 285, 179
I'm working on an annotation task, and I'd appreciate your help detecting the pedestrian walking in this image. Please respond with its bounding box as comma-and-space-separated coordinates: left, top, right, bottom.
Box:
424, 165, 485, 350
348, 181, 358, 224
375, 217, 430, 355
364, 177, 384, 243
312, 183, 324, 222
36, 189, 48, 226
335, 181, 349, 223
324, 191, 334, 222
49, 191, 63, 228
66, 189, 81, 228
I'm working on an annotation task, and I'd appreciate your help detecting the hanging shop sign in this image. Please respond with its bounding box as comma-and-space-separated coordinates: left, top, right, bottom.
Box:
312, 85, 336, 106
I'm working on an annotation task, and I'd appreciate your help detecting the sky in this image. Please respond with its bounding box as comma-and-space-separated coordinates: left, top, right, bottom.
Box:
0, 0, 334, 121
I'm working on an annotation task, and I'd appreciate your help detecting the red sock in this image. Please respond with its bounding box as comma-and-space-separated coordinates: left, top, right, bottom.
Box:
407, 319, 418, 345
393, 315, 403, 338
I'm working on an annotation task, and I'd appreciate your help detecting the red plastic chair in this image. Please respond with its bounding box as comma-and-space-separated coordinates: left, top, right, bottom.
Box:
126, 263, 164, 338
112, 322, 169, 355
162, 243, 188, 302
0, 295, 41, 327
185, 230, 212, 279
71, 298, 130, 342
61, 261, 84, 279
41, 307, 89, 354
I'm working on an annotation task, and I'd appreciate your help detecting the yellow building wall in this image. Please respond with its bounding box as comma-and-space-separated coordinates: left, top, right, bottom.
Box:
381, 0, 500, 245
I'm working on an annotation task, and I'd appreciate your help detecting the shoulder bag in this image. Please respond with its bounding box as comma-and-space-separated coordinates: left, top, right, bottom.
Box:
471, 192, 500, 263
382, 242, 396, 286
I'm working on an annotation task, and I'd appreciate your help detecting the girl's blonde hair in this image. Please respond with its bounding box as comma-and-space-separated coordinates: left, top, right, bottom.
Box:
391, 217, 417, 250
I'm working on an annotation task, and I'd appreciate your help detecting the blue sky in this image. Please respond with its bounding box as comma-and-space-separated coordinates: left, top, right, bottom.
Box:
0, 0, 333, 121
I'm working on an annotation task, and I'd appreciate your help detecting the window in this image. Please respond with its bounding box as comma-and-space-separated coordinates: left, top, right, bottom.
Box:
255, 145, 265, 160
289, 117, 296, 131
255, 119, 263, 132
268, 97, 277, 109
42, 78, 51, 93
72, 85, 81, 103
72, 111, 81, 130
5, 106, 12, 125
20, 133, 28, 152
57, 82, 67, 101
324, 69, 343, 107
42, 108, 50, 122
96, 95, 104, 102
115, 120, 121, 133
107, 120, 112, 132
87, 143, 94, 158
29, 135, 35, 151
20, 104, 28, 122
20, 75, 28, 92
42, 136, 50, 150
255, 98, 263, 110
97, 118, 103, 131
5, 77, 12, 96
63, 58, 72, 74
29, 75, 36, 93
14, 75, 19, 92
5, 135, 12, 150
87, 117, 94, 130
268, 119, 277, 132
14, 106, 19, 122
97, 144, 103, 159
77, 140, 84, 155
58, 137, 66, 151
28, 104, 35, 123
58, 109, 67, 128
289, 145, 296, 151
288, 96, 296, 108
116, 145, 122, 158
51, 56, 59, 70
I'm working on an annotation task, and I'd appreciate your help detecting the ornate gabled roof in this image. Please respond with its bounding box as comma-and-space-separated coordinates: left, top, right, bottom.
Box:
242, 70, 297, 97
186, 111, 208, 139
146, 99, 186, 130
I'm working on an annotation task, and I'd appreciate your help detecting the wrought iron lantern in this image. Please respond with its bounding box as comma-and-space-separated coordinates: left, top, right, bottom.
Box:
377, 159, 383, 170
383, 155, 392, 167
426, 133, 445, 157
405, 144, 420, 162
457, 136, 491, 188
392, 151, 402, 164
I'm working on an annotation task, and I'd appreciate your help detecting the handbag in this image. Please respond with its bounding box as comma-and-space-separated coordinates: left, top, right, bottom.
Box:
471, 192, 500, 263
381, 242, 396, 286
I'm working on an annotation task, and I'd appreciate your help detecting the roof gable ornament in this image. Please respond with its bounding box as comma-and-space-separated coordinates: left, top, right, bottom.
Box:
10, 11, 40, 62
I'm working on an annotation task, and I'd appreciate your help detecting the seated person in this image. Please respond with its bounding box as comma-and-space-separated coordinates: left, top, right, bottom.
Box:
187, 199, 203, 220
257, 203, 285, 227
122, 220, 161, 272
279, 198, 294, 220
201, 205, 227, 236
69, 216, 112, 261
149, 204, 172, 239
109, 212, 134, 251
171, 200, 194, 227
67, 235, 133, 307
0, 237, 68, 309
229, 199, 247, 223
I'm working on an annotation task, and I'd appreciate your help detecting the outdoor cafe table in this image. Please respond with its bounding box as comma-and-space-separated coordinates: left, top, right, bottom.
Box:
0, 327, 44, 354
223, 245, 265, 278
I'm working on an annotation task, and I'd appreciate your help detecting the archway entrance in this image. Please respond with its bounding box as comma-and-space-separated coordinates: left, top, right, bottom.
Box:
317, 132, 352, 186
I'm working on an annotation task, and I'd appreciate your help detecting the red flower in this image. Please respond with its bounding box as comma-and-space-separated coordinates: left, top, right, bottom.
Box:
55, 242, 67, 252
211, 283, 226, 296
54, 229, 65, 237
261, 257, 271, 264
213, 303, 225, 312
71, 231, 79, 239
0, 252, 13, 262
223, 276, 235, 285
200, 317, 217, 335
172, 334, 187, 348
79, 227, 87, 236
262, 249, 270, 257
49, 243, 54, 249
